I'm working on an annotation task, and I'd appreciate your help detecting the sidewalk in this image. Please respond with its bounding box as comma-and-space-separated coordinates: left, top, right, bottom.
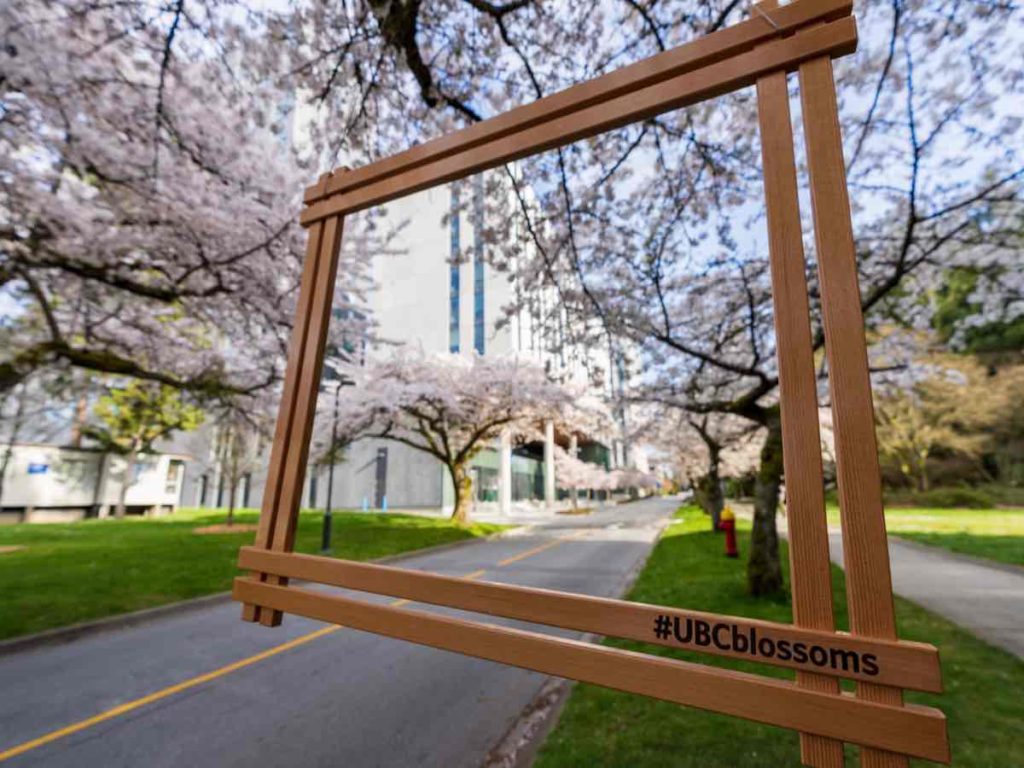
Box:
827, 531, 1024, 659
736, 504, 1024, 659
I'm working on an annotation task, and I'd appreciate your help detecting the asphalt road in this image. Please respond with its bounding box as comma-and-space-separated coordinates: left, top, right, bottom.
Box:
0, 497, 676, 767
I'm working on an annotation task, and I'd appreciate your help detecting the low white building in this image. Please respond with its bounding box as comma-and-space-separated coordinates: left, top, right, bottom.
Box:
0, 443, 188, 523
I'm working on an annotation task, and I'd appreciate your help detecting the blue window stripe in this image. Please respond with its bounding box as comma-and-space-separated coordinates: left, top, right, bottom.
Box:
449, 184, 461, 353
473, 176, 485, 355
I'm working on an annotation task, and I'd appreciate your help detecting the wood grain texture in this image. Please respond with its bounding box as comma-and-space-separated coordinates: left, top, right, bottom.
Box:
258, 214, 344, 627
757, 65, 844, 768
237, 7, 950, 764
237, 547, 942, 692
299, 18, 858, 226
799, 55, 926, 768
233, 578, 950, 763
241, 218, 325, 624
302, 0, 853, 206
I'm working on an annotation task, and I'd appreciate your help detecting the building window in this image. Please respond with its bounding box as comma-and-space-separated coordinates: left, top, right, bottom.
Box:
332, 302, 367, 364
133, 457, 156, 483
449, 184, 461, 353
165, 459, 185, 495
473, 175, 485, 354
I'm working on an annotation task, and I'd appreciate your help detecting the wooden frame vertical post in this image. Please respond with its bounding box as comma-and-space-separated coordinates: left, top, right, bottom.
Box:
243, 174, 345, 625
260, 213, 344, 625
756, 66, 844, 767
799, 57, 908, 768
242, 216, 326, 624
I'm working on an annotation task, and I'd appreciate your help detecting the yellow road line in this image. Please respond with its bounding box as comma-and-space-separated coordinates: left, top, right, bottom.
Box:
0, 566, 496, 762
496, 531, 583, 567
0, 625, 342, 762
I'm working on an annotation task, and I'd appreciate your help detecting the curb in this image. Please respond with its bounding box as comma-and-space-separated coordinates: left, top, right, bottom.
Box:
0, 591, 238, 657
0, 526, 521, 658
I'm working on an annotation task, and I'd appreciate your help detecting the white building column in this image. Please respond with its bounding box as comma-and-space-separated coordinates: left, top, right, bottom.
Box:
568, 434, 578, 507
499, 429, 512, 516
544, 420, 555, 509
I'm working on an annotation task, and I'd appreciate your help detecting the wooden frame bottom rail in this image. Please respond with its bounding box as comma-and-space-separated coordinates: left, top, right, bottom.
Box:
233, 578, 949, 763
237, 547, 941, 692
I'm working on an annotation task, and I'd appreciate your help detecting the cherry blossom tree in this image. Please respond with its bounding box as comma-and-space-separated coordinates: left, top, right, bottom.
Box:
327, 350, 577, 523
210, 406, 268, 526
7, 1, 1019, 596
0, 2, 376, 404
644, 405, 759, 529
243, 0, 1021, 595
553, 445, 608, 509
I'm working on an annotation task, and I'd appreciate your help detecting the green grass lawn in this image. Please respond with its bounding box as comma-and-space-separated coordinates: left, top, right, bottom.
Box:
536, 506, 1024, 767
0, 507, 503, 641
826, 506, 1024, 567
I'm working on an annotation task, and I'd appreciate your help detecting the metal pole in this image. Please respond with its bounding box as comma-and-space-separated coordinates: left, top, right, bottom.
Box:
321, 379, 341, 553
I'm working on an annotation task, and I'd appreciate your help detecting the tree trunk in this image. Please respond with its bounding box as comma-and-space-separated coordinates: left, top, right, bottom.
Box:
747, 412, 784, 597
917, 451, 930, 492
449, 463, 473, 525
0, 445, 13, 509
0, 387, 26, 509
694, 458, 724, 531
226, 435, 238, 527
691, 422, 725, 531
116, 444, 138, 519
69, 391, 89, 448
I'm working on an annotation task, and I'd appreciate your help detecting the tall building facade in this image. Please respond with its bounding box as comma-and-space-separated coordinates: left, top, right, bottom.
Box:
182, 169, 641, 514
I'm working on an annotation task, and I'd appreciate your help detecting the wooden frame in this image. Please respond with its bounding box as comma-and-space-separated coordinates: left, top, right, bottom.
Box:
235, 1, 950, 764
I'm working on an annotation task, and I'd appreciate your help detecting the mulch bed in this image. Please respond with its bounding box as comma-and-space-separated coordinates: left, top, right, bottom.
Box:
192, 524, 259, 535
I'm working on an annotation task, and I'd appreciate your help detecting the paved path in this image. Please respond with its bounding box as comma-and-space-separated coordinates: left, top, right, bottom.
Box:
764, 506, 1024, 658
0, 497, 676, 767
827, 532, 1024, 659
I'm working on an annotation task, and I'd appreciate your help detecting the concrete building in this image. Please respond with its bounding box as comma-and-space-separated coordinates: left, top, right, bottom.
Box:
181, 170, 642, 516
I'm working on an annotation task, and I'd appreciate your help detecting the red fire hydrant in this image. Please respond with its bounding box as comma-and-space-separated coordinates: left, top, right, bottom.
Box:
721, 507, 739, 559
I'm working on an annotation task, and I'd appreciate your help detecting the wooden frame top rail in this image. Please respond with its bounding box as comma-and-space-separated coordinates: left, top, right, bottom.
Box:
299, 0, 856, 226
233, 578, 950, 763
239, 547, 942, 693
303, 0, 850, 207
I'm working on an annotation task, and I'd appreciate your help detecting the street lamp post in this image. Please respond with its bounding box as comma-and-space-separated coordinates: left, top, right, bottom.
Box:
322, 375, 352, 553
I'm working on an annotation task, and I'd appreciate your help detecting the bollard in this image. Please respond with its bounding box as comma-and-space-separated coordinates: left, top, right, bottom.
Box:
720, 506, 739, 559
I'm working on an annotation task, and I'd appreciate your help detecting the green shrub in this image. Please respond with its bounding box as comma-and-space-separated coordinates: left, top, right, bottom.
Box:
903, 487, 995, 509
976, 483, 1024, 506
723, 473, 755, 499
